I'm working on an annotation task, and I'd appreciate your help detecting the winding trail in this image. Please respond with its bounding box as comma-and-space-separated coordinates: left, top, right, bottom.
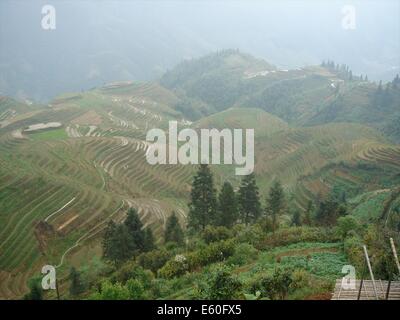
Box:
44, 197, 76, 222
55, 200, 125, 268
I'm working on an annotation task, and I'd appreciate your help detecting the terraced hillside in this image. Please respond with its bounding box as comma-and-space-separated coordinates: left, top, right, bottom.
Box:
0, 83, 197, 299
0, 51, 399, 299
193, 108, 288, 138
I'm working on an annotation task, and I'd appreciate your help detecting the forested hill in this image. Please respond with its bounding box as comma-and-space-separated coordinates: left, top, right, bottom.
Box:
161, 50, 400, 143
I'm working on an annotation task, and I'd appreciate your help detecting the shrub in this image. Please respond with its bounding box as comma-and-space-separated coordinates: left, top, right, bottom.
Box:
159, 240, 235, 279
187, 239, 235, 271
251, 268, 293, 300
137, 248, 172, 274
201, 225, 232, 244
111, 264, 154, 289
158, 256, 189, 279
258, 226, 339, 249
290, 269, 311, 290
126, 278, 146, 299
24, 277, 43, 300
227, 243, 258, 266
91, 280, 130, 300
196, 265, 242, 300
336, 216, 360, 240
234, 223, 264, 246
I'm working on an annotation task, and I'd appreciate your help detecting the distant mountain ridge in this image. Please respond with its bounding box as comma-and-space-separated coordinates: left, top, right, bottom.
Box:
159, 50, 400, 143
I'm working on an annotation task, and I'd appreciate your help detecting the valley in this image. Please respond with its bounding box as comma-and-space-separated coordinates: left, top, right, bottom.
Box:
0, 50, 399, 299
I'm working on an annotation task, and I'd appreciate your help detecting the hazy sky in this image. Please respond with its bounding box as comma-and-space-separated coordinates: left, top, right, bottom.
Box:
0, 0, 399, 101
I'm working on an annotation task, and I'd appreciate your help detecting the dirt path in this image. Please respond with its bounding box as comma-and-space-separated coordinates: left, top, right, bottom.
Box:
55, 200, 124, 268
44, 197, 76, 222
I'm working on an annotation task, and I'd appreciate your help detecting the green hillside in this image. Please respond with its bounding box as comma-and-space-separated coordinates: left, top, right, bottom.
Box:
0, 50, 399, 300
193, 108, 288, 138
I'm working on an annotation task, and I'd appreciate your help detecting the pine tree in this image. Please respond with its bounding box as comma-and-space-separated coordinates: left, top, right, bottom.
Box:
291, 209, 302, 226
25, 280, 43, 300
102, 220, 118, 262
237, 173, 262, 224
188, 164, 218, 230
266, 180, 285, 231
102, 209, 147, 263
164, 212, 185, 245
217, 181, 238, 227
314, 198, 347, 226
303, 200, 314, 226
124, 208, 145, 253
113, 224, 135, 262
143, 228, 155, 252
69, 267, 84, 296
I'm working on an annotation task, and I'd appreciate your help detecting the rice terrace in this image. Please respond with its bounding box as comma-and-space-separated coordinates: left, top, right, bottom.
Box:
0, 0, 399, 304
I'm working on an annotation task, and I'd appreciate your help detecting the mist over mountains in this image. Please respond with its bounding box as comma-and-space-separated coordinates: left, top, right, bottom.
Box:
0, 0, 399, 102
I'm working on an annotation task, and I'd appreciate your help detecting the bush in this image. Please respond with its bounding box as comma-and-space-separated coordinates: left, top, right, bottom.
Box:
111, 264, 154, 289
201, 225, 232, 244
227, 243, 258, 266
158, 255, 189, 279
158, 240, 236, 279
234, 223, 265, 246
137, 248, 173, 274
187, 239, 235, 271
250, 268, 293, 300
126, 279, 146, 299
195, 265, 242, 300
24, 277, 43, 300
343, 235, 364, 276
290, 269, 311, 290
336, 216, 360, 240
258, 226, 339, 249
91, 280, 130, 300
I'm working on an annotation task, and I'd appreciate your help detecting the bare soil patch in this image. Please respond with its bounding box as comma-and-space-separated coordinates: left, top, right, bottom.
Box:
71, 110, 103, 125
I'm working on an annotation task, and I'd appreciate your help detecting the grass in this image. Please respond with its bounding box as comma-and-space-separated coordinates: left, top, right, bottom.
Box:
0, 61, 399, 300
29, 128, 68, 141
193, 107, 288, 138
350, 191, 390, 221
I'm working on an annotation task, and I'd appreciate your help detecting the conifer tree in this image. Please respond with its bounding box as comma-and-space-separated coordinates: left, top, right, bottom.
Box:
303, 200, 314, 226
164, 212, 185, 245
102, 209, 147, 263
266, 180, 285, 231
24, 278, 43, 300
237, 173, 262, 224
188, 164, 218, 230
125, 208, 145, 252
69, 267, 84, 297
143, 228, 155, 252
115, 224, 135, 262
291, 209, 302, 226
217, 181, 238, 227
102, 220, 118, 262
